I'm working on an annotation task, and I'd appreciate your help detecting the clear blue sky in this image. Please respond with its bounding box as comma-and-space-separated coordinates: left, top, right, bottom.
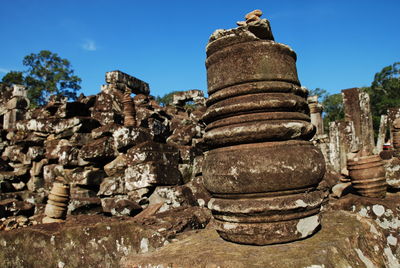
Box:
0, 0, 398, 97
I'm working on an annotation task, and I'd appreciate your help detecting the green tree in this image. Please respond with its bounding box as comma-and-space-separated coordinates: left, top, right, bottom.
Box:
1, 71, 24, 86
23, 50, 81, 106
155, 91, 179, 106
309, 88, 344, 132
365, 62, 400, 133
309, 88, 328, 102
322, 93, 344, 132
1, 50, 81, 106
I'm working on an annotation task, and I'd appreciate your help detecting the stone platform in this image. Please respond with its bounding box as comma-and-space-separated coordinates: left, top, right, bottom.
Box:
121, 210, 398, 268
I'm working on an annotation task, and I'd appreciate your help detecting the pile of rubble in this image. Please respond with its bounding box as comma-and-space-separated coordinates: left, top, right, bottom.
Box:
0, 71, 209, 230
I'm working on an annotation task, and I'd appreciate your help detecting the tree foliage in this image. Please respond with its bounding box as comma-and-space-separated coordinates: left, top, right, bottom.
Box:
365, 62, 400, 132
1, 71, 24, 86
155, 91, 179, 107
1, 50, 81, 106
309, 88, 328, 102
309, 88, 344, 132
322, 93, 344, 131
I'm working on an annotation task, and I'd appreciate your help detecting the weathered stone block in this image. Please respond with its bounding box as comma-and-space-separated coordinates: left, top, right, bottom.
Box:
68, 197, 102, 215
167, 124, 200, 146
79, 136, 116, 161
104, 154, 127, 177
97, 176, 125, 196
45, 139, 71, 159
126, 141, 180, 166
148, 186, 194, 213
43, 164, 64, 189
65, 167, 107, 186
105, 70, 150, 95
171, 90, 205, 107
101, 196, 142, 216
112, 126, 152, 151
16, 117, 100, 134
125, 162, 182, 191
0, 199, 34, 218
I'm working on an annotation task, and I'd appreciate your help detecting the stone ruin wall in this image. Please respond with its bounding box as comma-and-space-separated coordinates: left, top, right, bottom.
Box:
0, 70, 211, 229
309, 87, 400, 190
2, 69, 400, 231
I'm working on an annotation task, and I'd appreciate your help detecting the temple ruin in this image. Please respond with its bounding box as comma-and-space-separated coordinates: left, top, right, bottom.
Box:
0, 10, 400, 268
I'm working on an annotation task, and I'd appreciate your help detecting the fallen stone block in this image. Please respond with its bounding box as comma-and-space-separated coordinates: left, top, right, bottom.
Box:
105, 70, 150, 95
16, 117, 100, 134
43, 164, 65, 189
65, 167, 107, 186
69, 133, 92, 147
166, 123, 200, 146
70, 185, 98, 199
97, 176, 125, 196
45, 139, 72, 160
68, 197, 102, 215
91, 122, 121, 139
104, 154, 127, 177
148, 186, 195, 213
79, 136, 116, 161
184, 177, 211, 207
112, 126, 152, 151
0, 198, 35, 218
126, 141, 180, 166
171, 90, 205, 107
101, 196, 142, 216
329, 193, 400, 255
124, 162, 182, 191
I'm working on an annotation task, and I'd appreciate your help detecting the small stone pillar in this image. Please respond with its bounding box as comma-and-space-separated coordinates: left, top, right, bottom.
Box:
342, 88, 375, 154
3, 85, 29, 129
392, 118, 400, 157
308, 95, 324, 136
43, 181, 70, 223
122, 91, 137, 127
202, 10, 325, 245
376, 115, 388, 153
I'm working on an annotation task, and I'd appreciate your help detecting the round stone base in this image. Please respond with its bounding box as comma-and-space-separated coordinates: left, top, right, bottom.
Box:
215, 214, 321, 245
208, 190, 324, 245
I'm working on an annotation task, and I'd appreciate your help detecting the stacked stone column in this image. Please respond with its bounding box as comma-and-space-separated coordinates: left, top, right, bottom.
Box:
202, 12, 326, 245
2, 85, 30, 129
122, 91, 137, 127
308, 95, 324, 136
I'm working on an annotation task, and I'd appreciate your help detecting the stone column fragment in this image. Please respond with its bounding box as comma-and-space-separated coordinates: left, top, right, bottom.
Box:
122, 92, 137, 127
202, 11, 325, 245
342, 88, 375, 154
308, 95, 324, 136
2, 85, 29, 129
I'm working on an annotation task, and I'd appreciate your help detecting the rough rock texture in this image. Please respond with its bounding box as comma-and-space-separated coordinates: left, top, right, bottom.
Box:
329, 193, 400, 256
0, 72, 207, 230
0, 206, 211, 268
121, 210, 400, 268
202, 11, 325, 245
342, 88, 375, 154
105, 70, 150, 95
